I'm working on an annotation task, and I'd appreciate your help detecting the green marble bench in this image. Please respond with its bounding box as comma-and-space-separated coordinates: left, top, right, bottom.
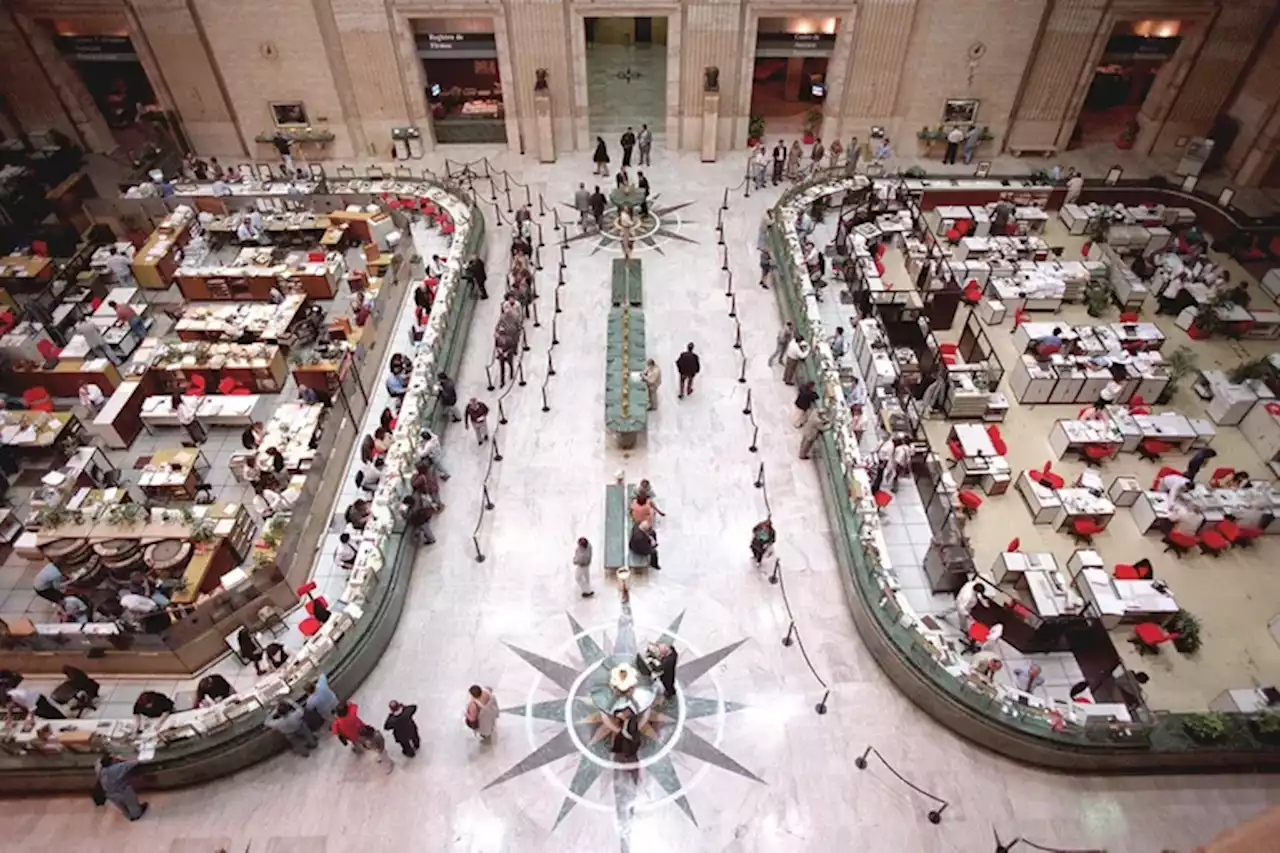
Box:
610, 258, 643, 307
604, 482, 627, 569
605, 307, 648, 447
624, 483, 651, 569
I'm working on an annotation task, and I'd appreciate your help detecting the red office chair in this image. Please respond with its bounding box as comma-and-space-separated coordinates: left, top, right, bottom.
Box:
1131, 622, 1179, 655
304, 595, 329, 618
1234, 525, 1265, 548
1070, 518, 1104, 545
1137, 439, 1175, 462
1081, 241, 1093, 257
1208, 467, 1236, 488
875, 242, 887, 260
218, 376, 250, 395
308, 251, 326, 262
1163, 530, 1198, 557
1079, 444, 1116, 467
1029, 461, 1065, 490
1215, 518, 1242, 546
36, 339, 62, 361
299, 617, 323, 637
874, 259, 886, 277
873, 490, 893, 510
1129, 395, 1146, 410
990, 435, 1009, 455
187, 374, 207, 396
1199, 529, 1230, 557
1113, 563, 1150, 580
1152, 465, 1180, 489
1013, 307, 1030, 328
440, 214, 455, 236
962, 280, 983, 305
948, 439, 965, 460
945, 226, 964, 243
0, 310, 16, 336
22, 386, 54, 412
297, 581, 318, 602
1119, 312, 1140, 323
1006, 538, 1020, 552
968, 622, 991, 646
939, 342, 959, 357
957, 489, 983, 517
31, 240, 48, 257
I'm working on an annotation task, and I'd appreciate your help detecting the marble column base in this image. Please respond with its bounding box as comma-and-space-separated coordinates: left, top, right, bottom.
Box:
535, 93, 555, 163
701, 94, 720, 163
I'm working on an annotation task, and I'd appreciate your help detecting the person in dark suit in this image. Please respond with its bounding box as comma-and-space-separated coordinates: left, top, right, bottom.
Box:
656, 644, 678, 699
629, 521, 660, 570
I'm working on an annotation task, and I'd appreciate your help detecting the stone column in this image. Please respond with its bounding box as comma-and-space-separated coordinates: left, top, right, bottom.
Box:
838, 0, 917, 145
12, 13, 116, 153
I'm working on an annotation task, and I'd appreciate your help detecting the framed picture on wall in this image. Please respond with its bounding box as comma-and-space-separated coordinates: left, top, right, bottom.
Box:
943, 99, 979, 124
271, 102, 308, 128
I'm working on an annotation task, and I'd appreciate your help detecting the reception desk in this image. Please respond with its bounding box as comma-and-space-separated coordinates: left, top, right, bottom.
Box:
133, 207, 196, 289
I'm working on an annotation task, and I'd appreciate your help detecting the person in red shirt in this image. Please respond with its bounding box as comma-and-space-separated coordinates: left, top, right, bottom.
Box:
331, 701, 368, 752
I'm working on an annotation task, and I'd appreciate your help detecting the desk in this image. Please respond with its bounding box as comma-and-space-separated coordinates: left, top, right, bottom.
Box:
1074, 566, 1178, 629
327, 209, 395, 249
1015, 470, 1062, 524
0, 411, 77, 450
0, 254, 54, 292
951, 423, 996, 457
991, 551, 1084, 618
134, 340, 288, 394
1053, 488, 1115, 531
138, 448, 209, 502
175, 252, 340, 301
252, 402, 322, 472
133, 207, 195, 289
141, 394, 265, 428
1048, 419, 1122, 458
1241, 402, 1280, 477
174, 295, 307, 343
4, 358, 121, 397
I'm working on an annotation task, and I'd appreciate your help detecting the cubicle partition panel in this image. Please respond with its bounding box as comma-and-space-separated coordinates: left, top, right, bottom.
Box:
956, 312, 1005, 388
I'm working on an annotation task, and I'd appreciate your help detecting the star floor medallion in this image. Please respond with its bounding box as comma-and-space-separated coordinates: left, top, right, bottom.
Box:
561, 194, 697, 255
487, 600, 760, 850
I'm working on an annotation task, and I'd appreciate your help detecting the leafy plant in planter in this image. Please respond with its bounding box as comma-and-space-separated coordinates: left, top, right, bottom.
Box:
1084, 281, 1113, 318
903, 165, 927, 179
1169, 608, 1202, 654
747, 115, 765, 146
802, 108, 823, 144
1229, 356, 1271, 384
1183, 712, 1230, 743
1157, 346, 1199, 405
1251, 711, 1280, 741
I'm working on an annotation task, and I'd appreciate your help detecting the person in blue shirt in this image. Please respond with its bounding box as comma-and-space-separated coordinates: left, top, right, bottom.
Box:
96, 755, 148, 820
385, 373, 407, 398
303, 672, 339, 731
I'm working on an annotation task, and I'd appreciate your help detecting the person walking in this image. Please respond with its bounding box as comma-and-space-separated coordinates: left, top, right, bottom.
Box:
769, 322, 794, 367
637, 123, 653, 166
437, 372, 461, 423
675, 343, 701, 399
332, 700, 370, 754
588, 186, 606, 232
799, 408, 831, 460
265, 698, 317, 756
573, 536, 594, 598
810, 138, 825, 170
104, 247, 135, 286
771, 140, 786, 185
943, 126, 964, 165
95, 755, 148, 821
464, 398, 490, 445
171, 392, 207, 444
962, 124, 983, 165
642, 358, 661, 410
466, 255, 488, 300
1064, 170, 1085, 206
751, 145, 768, 188
782, 334, 811, 385
793, 380, 819, 428
384, 700, 421, 757
574, 182, 591, 228
620, 127, 636, 168
465, 685, 499, 741
76, 318, 118, 365
592, 136, 610, 176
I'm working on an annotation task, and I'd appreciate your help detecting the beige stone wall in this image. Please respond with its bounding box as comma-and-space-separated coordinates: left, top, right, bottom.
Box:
4, 0, 1279, 171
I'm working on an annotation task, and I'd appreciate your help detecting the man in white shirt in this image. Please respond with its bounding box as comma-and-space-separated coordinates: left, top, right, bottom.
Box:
1158, 472, 1192, 504
78, 383, 106, 415
1064, 172, 1085, 205
33, 562, 66, 604
781, 334, 811, 386
76, 319, 118, 365
951, 576, 987, 630
846, 375, 867, 407
969, 651, 1002, 684
4, 685, 66, 720
248, 209, 265, 237
236, 219, 257, 244
173, 394, 206, 444
828, 326, 848, 360
359, 458, 383, 493
337, 532, 358, 570
944, 126, 964, 164
104, 248, 134, 285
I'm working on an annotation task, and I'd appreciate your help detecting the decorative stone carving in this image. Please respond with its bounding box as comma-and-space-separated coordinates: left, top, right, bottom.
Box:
703, 66, 719, 93
534, 68, 549, 91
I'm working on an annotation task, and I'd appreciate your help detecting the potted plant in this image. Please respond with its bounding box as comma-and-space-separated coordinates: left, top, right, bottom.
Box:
1157, 346, 1199, 404
1169, 608, 1202, 655
802, 108, 823, 144
1085, 281, 1112, 318
1250, 711, 1280, 743
1228, 356, 1270, 384
747, 115, 765, 147
1182, 712, 1230, 744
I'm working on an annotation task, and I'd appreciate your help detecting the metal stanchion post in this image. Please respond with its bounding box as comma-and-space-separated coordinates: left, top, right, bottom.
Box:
559, 244, 566, 270
729, 293, 737, 318
557, 266, 565, 287
749, 425, 759, 453
504, 186, 513, 214
725, 269, 733, 296
815, 689, 829, 716
492, 201, 502, 226
536, 222, 544, 249
554, 289, 562, 314
553, 208, 561, 229
532, 301, 541, 328
483, 160, 491, 179
535, 244, 543, 272
473, 534, 485, 563
485, 364, 495, 392
733, 324, 742, 349
484, 485, 495, 510
742, 388, 752, 415
721, 244, 729, 271
546, 350, 556, 377
492, 434, 503, 462
720, 188, 729, 211
782, 620, 796, 647
754, 462, 765, 488
521, 326, 531, 352
498, 400, 508, 425
518, 362, 527, 387
538, 194, 546, 217
524, 185, 532, 207
551, 315, 559, 346
541, 386, 550, 413
738, 357, 747, 384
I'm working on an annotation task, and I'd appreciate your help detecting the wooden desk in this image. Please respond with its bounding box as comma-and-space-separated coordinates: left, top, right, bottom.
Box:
171, 504, 256, 604
138, 447, 209, 502
0, 411, 78, 450
0, 255, 54, 293
176, 264, 337, 301
328, 209, 394, 247
133, 208, 195, 289
146, 344, 288, 394
4, 359, 122, 397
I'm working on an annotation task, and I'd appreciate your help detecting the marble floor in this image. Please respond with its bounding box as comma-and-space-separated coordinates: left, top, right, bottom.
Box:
584, 43, 666, 142
7, 150, 1280, 853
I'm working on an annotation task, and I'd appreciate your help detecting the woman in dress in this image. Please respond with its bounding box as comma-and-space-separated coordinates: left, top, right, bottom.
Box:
786, 140, 803, 181
465, 685, 499, 740
593, 136, 610, 176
